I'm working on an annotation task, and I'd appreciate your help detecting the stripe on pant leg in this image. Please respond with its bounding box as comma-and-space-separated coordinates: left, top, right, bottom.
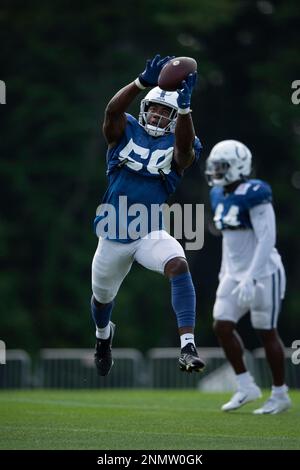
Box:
271, 272, 276, 328
274, 269, 282, 327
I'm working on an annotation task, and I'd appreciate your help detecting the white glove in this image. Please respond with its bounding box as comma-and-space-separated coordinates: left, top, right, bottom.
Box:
232, 277, 256, 309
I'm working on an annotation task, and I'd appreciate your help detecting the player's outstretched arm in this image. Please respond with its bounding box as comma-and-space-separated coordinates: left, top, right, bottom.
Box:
103, 83, 141, 147
103, 54, 173, 148
174, 73, 197, 172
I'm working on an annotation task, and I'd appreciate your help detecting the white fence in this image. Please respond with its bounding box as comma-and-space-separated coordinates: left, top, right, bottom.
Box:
0, 350, 31, 388
39, 348, 144, 388
0, 348, 299, 389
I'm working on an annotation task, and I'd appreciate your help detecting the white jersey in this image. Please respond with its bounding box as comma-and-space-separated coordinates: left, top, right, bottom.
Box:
220, 204, 285, 296
209, 179, 286, 296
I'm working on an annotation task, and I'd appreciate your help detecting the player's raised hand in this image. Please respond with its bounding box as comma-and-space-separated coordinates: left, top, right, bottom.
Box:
139, 54, 175, 87
177, 72, 197, 110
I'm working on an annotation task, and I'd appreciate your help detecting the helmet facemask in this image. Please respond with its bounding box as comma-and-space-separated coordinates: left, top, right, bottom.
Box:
205, 159, 231, 186
205, 140, 252, 187
139, 101, 177, 137
139, 87, 179, 137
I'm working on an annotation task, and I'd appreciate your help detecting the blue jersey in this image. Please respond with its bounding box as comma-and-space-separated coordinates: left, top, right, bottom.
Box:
95, 114, 202, 242
210, 179, 272, 230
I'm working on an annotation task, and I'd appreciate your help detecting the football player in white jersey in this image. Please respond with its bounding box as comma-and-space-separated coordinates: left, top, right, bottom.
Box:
91, 54, 205, 376
206, 139, 291, 414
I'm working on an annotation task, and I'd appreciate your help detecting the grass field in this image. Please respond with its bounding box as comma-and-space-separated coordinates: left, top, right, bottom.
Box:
0, 389, 299, 450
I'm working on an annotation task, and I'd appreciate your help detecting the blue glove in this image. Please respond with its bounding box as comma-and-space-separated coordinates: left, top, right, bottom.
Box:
177, 72, 197, 109
139, 54, 174, 87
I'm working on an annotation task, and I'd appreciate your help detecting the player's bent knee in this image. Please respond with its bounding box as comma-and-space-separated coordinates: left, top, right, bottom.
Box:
254, 327, 277, 341
213, 320, 224, 337
213, 320, 235, 338
164, 257, 188, 278
92, 295, 103, 308
92, 286, 115, 305
92, 295, 113, 309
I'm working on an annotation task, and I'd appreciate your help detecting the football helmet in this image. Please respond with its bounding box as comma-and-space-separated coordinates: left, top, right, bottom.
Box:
139, 87, 178, 137
205, 140, 252, 186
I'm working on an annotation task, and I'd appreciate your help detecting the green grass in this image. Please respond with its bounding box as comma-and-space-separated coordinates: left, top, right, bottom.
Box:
0, 389, 299, 450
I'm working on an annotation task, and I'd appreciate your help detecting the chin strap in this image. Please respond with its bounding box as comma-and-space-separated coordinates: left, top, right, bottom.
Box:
145, 124, 165, 137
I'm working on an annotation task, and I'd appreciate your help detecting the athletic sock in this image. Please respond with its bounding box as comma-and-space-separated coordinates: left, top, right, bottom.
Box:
272, 384, 288, 396
236, 371, 254, 389
96, 324, 111, 340
180, 333, 195, 349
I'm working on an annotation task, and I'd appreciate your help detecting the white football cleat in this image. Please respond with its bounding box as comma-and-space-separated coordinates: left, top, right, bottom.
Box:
221, 384, 262, 411
253, 394, 291, 415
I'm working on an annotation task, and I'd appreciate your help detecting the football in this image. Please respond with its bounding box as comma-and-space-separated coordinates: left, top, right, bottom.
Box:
158, 57, 197, 91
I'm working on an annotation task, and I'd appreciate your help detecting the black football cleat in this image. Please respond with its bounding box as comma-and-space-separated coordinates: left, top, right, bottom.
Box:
94, 321, 116, 376
179, 343, 205, 373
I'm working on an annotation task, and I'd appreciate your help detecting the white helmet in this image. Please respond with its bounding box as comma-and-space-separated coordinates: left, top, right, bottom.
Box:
205, 140, 252, 186
139, 87, 178, 137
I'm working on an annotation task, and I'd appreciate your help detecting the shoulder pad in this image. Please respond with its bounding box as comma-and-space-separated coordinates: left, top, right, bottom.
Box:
125, 113, 138, 125
210, 186, 223, 208
193, 136, 203, 162
244, 179, 272, 209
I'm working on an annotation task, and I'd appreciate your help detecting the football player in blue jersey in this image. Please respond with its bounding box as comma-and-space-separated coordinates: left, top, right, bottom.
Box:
206, 139, 291, 414
91, 54, 205, 376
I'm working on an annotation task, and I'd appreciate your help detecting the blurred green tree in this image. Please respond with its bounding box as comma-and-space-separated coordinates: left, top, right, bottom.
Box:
0, 0, 299, 353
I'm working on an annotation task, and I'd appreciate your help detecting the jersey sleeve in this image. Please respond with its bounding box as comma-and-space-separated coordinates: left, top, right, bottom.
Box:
209, 186, 220, 212
246, 203, 276, 279
245, 181, 272, 209
184, 136, 202, 171
106, 114, 135, 166
193, 136, 202, 162
125, 113, 136, 124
